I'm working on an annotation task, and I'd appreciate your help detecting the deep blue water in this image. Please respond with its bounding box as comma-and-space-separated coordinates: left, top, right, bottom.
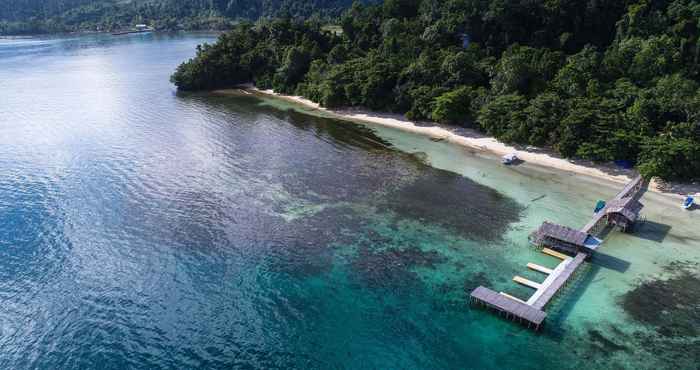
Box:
1, 33, 697, 370
0, 33, 523, 369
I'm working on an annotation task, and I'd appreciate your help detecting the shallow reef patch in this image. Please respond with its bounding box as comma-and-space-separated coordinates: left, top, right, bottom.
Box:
620, 260, 700, 338
351, 245, 448, 289
383, 170, 524, 241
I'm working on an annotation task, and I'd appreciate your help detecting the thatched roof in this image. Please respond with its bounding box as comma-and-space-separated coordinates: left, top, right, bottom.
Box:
606, 197, 644, 222
536, 221, 589, 247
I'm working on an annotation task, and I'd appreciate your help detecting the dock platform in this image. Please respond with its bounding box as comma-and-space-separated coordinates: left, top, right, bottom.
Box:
469, 176, 647, 330
531, 253, 586, 310
527, 262, 553, 274
470, 287, 546, 330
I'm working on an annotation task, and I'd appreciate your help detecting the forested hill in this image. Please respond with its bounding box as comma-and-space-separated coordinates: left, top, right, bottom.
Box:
0, 0, 370, 35
172, 0, 700, 181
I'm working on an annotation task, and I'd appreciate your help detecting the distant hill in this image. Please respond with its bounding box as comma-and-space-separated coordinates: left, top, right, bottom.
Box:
0, 0, 371, 35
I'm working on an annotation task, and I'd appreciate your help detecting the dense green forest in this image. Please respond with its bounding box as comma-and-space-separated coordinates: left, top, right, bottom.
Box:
0, 0, 369, 34
172, 0, 700, 181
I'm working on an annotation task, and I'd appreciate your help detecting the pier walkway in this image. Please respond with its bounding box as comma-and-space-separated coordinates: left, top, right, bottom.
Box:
582, 176, 645, 235
470, 287, 547, 330
470, 176, 646, 330
531, 252, 586, 310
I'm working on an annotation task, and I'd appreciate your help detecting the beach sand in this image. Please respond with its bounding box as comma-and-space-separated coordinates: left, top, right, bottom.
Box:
213, 86, 700, 200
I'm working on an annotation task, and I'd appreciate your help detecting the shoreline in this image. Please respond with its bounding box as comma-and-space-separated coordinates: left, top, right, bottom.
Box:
0, 29, 222, 39
214, 86, 699, 199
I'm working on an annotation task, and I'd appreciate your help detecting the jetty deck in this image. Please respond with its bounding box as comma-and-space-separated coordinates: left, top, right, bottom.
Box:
582, 175, 646, 234
470, 176, 646, 330
531, 252, 586, 310
469, 287, 547, 330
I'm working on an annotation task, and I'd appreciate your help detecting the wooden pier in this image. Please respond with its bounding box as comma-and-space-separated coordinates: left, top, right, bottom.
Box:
470, 287, 547, 330
582, 175, 646, 235
527, 262, 553, 274
530, 253, 586, 310
470, 176, 646, 330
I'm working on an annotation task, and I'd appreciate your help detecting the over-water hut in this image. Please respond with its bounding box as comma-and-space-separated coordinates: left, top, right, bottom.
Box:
529, 222, 601, 256
604, 197, 644, 232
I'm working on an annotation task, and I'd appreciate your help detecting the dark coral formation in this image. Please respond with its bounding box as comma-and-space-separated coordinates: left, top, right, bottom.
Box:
383, 170, 524, 241
351, 246, 447, 289
587, 329, 629, 355
463, 271, 490, 293
264, 206, 363, 278
620, 261, 700, 338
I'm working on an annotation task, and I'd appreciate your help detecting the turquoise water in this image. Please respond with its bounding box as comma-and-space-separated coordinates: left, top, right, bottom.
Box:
0, 33, 699, 369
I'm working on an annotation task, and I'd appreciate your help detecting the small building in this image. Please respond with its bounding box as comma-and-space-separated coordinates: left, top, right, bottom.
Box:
529, 222, 601, 256
605, 197, 643, 232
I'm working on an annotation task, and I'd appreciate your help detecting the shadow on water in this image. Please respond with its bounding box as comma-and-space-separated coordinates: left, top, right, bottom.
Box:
595, 224, 614, 240
177, 93, 420, 169
589, 252, 631, 273
541, 263, 600, 340
182, 91, 397, 151
633, 220, 672, 243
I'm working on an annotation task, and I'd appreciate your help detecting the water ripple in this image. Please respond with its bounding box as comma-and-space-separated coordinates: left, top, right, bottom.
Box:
0, 33, 646, 370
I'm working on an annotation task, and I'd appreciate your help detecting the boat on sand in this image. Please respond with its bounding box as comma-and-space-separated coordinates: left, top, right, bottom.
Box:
682, 195, 694, 210
502, 153, 519, 165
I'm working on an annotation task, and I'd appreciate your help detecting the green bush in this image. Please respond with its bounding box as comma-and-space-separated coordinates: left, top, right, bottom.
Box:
431, 86, 475, 125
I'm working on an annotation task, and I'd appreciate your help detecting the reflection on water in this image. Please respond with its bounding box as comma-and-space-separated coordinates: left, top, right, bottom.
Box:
0, 33, 698, 369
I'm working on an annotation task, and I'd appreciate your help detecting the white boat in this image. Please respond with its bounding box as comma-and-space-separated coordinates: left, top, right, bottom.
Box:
682, 195, 694, 210
112, 25, 154, 36
502, 153, 519, 165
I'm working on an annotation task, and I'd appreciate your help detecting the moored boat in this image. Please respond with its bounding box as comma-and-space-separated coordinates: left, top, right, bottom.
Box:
594, 200, 606, 213
502, 153, 519, 165
112, 24, 154, 36
682, 195, 694, 210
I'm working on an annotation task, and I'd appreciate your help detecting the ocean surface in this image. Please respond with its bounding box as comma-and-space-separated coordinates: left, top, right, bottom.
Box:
0, 33, 699, 370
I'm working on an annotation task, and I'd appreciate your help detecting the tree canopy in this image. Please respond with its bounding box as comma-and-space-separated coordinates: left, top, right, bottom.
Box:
0, 0, 374, 34
170, 0, 699, 181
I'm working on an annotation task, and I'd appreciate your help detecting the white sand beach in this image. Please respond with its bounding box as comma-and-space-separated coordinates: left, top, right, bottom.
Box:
214, 86, 700, 199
